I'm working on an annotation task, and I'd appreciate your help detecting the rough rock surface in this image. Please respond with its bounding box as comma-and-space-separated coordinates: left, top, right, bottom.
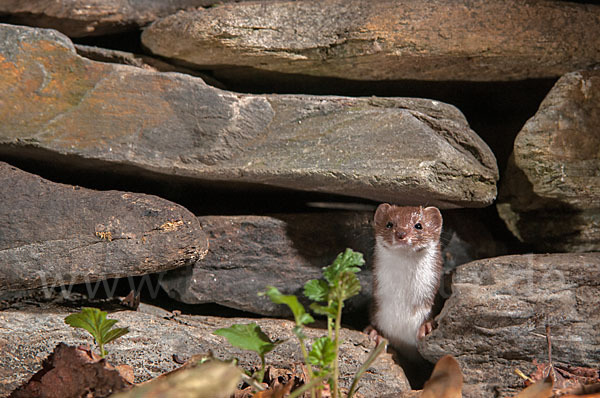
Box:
0, 303, 410, 397
0, 23, 498, 208
161, 213, 375, 316
497, 70, 600, 252
419, 253, 600, 398
74, 44, 225, 88
142, 0, 600, 82
162, 211, 504, 316
0, 0, 231, 37
0, 162, 207, 291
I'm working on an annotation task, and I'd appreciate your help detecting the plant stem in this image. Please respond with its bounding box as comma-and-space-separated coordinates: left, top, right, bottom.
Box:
297, 335, 317, 398
288, 375, 328, 398
332, 293, 344, 398
255, 354, 266, 384
327, 298, 334, 340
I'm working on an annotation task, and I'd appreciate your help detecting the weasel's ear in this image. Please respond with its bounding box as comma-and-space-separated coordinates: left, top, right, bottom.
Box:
375, 203, 392, 223
423, 206, 443, 233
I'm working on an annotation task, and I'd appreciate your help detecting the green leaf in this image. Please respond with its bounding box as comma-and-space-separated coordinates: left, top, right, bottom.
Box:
99, 319, 119, 337
303, 279, 329, 302
103, 327, 130, 345
297, 312, 315, 326
65, 312, 98, 340
323, 249, 364, 285
64, 307, 129, 357
338, 272, 361, 301
309, 303, 337, 317
213, 323, 278, 357
308, 337, 336, 368
261, 286, 314, 326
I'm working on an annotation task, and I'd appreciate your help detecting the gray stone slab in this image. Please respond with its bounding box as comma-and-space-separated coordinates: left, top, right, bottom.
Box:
419, 253, 600, 398
0, 24, 498, 208
0, 162, 208, 291
142, 0, 600, 81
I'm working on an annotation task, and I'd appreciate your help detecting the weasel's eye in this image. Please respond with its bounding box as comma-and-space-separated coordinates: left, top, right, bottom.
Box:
386, 221, 393, 229
414, 223, 422, 230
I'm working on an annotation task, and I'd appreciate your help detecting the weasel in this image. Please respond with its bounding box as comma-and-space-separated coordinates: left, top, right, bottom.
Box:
370, 203, 443, 359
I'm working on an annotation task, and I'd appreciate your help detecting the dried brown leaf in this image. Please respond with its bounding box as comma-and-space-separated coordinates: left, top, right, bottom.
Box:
513, 375, 553, 398
253, 379, 294, 398
10, 343, 133, 398
421, 355, 463, 398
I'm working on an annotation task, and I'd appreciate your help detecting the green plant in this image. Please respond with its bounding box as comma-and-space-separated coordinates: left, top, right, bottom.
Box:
64, 307, 129, 357
215, 248, 385, 398
213, 323, 281, 384
302, 248, 366, 397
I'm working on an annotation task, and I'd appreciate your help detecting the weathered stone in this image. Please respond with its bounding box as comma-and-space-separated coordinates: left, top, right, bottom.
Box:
162, 211, 504, 316
0, 24, 498, 208
74, 44, 226, 89
0, 0, 234, 37
0, 302, 411, 397
419, 254, 600, 398
0, 161, 208, 291
497, 70, 600, 252
161, 213, 375, 316
142, 0, 600, 82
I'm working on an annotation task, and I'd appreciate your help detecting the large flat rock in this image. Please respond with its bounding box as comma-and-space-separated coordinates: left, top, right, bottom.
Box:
0, 0, 233, 37
142, 0, 600, 81
497, 70, 600, 252
419, 253, 600, 398
0, 23, 498, 208
0, 302, 410, 397
0, 162, 208, 291
161, 213, 375, 316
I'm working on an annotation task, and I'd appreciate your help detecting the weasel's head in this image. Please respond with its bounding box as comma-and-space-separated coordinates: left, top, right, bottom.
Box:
374, 204, 442, 251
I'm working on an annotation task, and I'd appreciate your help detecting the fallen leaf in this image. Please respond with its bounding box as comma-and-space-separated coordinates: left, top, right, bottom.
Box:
253, 380, 293, 397
560, 382, 600, 397
10, 343, 133, 398
112, 359, 241, 398
513, 375, 553, 398
421, 355, 463, 398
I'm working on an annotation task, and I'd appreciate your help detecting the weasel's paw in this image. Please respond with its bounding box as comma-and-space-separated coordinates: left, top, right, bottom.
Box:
364, 325, 385, 346
417, 320, 436, 339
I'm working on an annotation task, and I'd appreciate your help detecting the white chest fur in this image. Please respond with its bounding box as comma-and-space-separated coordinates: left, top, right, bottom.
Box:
372, 237, 439, 351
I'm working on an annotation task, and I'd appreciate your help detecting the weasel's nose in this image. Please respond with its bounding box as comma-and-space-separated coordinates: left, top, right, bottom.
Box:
395, 230, 407, 240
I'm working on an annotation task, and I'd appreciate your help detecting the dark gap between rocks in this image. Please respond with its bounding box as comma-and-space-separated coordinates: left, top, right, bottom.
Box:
0, 145, 375, 216
0, 276, 264, 319
0, 145, 524, 254
71, 29, 144, 54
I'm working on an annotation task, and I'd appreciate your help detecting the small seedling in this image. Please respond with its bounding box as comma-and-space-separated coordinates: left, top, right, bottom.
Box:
303, 248, 365, 397
64, 307, 129, 357
213, 322, 282, 384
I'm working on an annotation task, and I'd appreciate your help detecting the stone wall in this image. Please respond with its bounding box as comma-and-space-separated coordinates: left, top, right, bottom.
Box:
0, 1, 598, 396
